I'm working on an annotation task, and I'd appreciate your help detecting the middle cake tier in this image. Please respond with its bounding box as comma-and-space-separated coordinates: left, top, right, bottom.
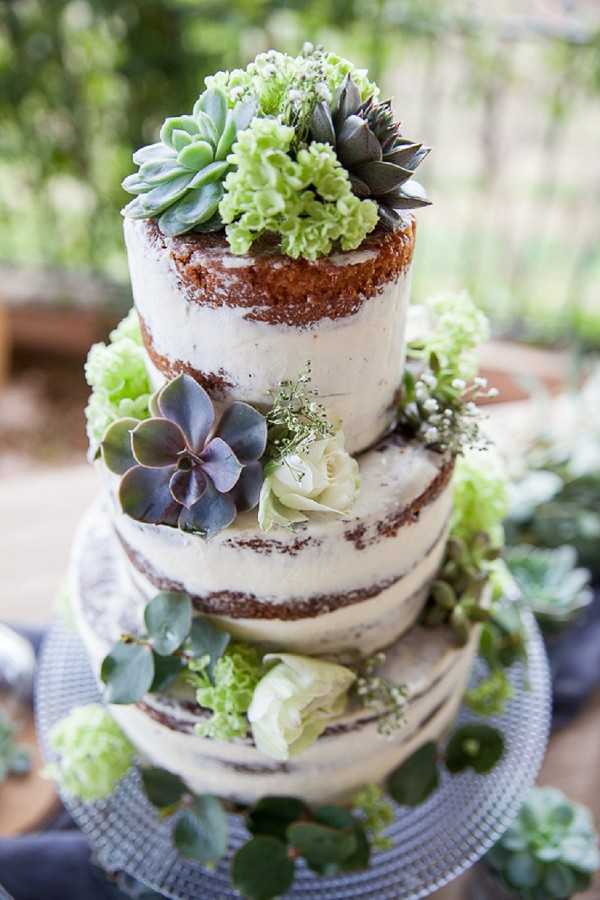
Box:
107, 432, 454, 657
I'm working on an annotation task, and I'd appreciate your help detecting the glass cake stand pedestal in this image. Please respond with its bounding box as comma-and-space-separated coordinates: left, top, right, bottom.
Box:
36, 615, 550, 900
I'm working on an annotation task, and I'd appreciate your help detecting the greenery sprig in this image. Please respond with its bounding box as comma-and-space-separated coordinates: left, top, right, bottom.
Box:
100, 591, 230, 704
353, 651, 408, 736
264, 364, 334, 469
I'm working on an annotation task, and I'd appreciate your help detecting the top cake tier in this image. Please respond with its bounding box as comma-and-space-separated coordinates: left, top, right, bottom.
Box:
125, 216, 416, 455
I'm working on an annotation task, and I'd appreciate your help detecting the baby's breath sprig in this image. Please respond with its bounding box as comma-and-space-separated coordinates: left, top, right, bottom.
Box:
355, 652, 408, 737
265, 363, 334, 468
397, 355, 498, 455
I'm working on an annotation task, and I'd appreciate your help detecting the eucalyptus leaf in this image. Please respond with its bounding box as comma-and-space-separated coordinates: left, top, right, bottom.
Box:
150, 652, 185, 692
388, 741, 440, 806
101, 641, 155, 704
173, 795, 228, 864
141, 766, 186, 809
231, 836, 295, 900
247, 796, 306, 842
144, 591, 192, 656
101, 417, 138, 475
188, 618, 230, 681
287, 822, 357, 866
445, 724, 504, 775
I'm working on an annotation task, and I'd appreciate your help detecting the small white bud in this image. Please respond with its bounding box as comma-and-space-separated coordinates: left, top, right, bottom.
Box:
423, 397, 439, 412
452, 378, 466, 391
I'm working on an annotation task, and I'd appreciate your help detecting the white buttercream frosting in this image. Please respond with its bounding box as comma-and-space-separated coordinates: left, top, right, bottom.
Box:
124, 218, 413, 455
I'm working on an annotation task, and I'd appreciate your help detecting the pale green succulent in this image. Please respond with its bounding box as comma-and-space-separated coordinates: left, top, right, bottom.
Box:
122, 88, 256, 237
485, 787, 600, 899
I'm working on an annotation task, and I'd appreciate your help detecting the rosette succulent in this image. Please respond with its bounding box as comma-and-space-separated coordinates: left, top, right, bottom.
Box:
485, 787, 600, 899
101, 374, 267, 537
122, 88, 256, 237
310, 74, 430, 229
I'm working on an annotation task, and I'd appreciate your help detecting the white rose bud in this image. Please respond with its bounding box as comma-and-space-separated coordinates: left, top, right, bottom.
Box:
248, 654, 355, 760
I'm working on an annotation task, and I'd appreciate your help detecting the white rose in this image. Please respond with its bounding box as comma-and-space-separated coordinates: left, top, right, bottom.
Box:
258, 430, 360, 531
247, 653, 356, 761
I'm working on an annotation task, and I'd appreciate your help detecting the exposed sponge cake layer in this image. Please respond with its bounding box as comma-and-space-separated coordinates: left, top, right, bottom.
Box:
71, 509, 477, 805
125, 217, 416, 455
104, 434, 454, 657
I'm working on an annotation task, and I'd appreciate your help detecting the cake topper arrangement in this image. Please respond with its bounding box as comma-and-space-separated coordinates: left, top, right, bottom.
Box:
122, 45, 430, 258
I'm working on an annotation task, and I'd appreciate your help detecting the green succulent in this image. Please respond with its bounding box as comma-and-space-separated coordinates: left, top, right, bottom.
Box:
310, 74, 430, 229
485, 787, 600, 899
506, 545, 593, 633
122, 88, 256, 237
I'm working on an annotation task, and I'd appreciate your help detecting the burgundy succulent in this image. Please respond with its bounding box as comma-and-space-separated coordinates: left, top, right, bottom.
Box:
101, 374, 267, 536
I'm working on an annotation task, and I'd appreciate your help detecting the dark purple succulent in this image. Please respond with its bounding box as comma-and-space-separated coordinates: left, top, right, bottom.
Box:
101, 374, 267, 536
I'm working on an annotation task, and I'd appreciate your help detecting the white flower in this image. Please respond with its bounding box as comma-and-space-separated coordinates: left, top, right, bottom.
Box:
258, 430, 360, 531
247, 654, 355, 760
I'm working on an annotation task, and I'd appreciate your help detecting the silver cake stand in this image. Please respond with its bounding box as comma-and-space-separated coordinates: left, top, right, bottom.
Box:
36, 615, 550, 900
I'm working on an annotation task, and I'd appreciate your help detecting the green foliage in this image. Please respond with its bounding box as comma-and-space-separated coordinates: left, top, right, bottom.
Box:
451, 453, 509, 548
141, 766, 186, 810
173, 795, 229, 864
465, 669, 513, 717
46, 704, 134, 801
397, 293, 494, 454
100, 590, 230, 706
85, 309, 151, 449
354, 651, 408, 736
388, 741, 439, 807
445, 723, 504, 774
352, 784, 394, 850
506, 545, 593, 633
485, 787, 600, 899
188, 642, 264, 741
231, 836, 295, 900
0, 711, 31, 782
220, 118, 378, 259
264, 365, 334, 467
247, 796, 307, 842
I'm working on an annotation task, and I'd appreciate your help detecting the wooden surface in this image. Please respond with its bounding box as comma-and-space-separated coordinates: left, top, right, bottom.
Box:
0, 462, 599, 897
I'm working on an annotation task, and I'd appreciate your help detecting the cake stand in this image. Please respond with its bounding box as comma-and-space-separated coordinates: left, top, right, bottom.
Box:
36, 610, 550, 900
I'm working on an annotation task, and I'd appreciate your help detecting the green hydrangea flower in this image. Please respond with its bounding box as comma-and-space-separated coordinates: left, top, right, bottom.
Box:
45, 704, 134, 802
352, 784, 394, 850
451, 453, 509, 549
188, 643, 264, 742
220, 119, 378, 260
84, 309, 151, 449
418, 291, 490, 383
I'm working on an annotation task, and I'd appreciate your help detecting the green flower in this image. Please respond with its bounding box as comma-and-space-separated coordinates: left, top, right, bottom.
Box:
188, 643, 264, 742
45, 704, 134, 802
465, 669, 512, 717
352, 784, 394, 851
247, 653, 355, 760
451, 452, 509, 549
220, 119, 377, 260
417, 291, 489, 382
84, 309, 151, 450
486, 787, 600, 898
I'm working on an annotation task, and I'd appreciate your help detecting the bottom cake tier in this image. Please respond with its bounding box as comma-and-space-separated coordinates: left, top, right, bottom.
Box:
70, 504, 478, 805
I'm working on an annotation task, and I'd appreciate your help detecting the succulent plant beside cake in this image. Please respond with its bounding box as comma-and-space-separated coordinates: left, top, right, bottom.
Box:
121, 45, 429, 257
481, 787, 600, 899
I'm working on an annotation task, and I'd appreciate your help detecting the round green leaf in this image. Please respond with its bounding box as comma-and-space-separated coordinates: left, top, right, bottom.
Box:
189, 618, 230, 681
173, 795, 228, 864
506, 851, 541, 888
287, 822, 357, 866
313, 805, 355, 830
141, 766, 186, 809
247, 796, 306, 842
101, 418, 138, 475
445, 724, 504, 775
339, 824, 371, 872
144, 591, 192, 656
388, 741, 440, 806
150, 652, 185, 692
101, 641, 155, 704
231, 836, 295, 900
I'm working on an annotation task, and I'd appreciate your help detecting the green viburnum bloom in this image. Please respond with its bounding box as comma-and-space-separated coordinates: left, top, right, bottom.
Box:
247, 653, 355, 761
485, 786, 600, 898
45, 704, 134, 802
219, 118, 378, 260
189, 643, 264, 742
417, 291, 490, 383
84, 309, 151, 450
450, 452, 509, 549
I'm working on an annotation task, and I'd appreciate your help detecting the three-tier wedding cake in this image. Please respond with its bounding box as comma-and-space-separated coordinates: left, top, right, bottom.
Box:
49, 46, 508, 892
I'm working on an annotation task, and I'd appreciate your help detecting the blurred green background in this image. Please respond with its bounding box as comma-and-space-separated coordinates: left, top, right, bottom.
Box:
1, 0, 599, 347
